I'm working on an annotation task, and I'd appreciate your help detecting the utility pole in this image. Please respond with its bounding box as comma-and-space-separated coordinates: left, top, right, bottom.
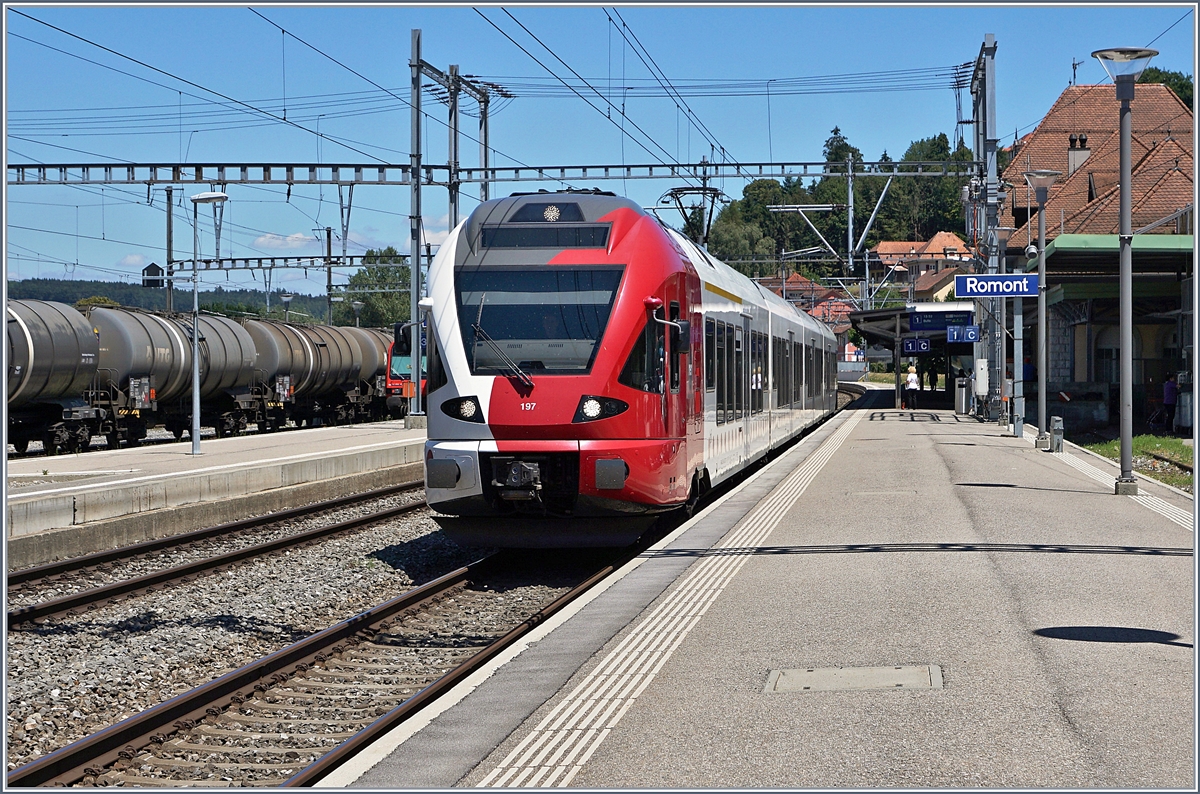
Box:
448, 64, 460, 229
479, 90, 490, 202
409, 31, 496, 416
411, 29, 424, 417
847, 157, 857, 308
165, 186, 174, 312
325, 226, 333, 322
971, 33, 1001, 419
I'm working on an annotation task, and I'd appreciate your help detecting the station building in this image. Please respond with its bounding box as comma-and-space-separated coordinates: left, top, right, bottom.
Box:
1000, 82, 1194, 428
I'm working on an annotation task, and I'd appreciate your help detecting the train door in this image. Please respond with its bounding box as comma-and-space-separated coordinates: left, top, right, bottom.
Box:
667, 299, 686, 441
739, 316, 750, 463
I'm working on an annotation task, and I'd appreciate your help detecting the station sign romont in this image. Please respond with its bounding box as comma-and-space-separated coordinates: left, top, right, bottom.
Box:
954, 273, 1039, 297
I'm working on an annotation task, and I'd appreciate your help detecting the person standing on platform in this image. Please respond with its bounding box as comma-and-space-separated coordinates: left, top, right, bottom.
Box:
905, 365, 920, 409
1163, 373, 1179, 434
927, 360, 938, 392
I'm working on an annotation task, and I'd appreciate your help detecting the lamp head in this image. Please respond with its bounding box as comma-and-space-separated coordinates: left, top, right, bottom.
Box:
281, 293, 293, 305
189, 191, 229, 205
1025, 244, 1039, 261
1091, 47, 1158, 82
994, 226, 1016, 249
1023, 170, 1061, 191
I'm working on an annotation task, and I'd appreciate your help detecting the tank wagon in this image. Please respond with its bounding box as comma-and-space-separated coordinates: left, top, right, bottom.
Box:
5, 301, 405, 455
422, 189, 838, 548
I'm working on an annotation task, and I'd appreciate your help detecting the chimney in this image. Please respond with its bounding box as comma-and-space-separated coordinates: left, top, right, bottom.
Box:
1068, 132, 1090, 176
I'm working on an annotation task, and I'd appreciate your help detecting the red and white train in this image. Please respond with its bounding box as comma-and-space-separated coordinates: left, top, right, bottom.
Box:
423, 190, 838, 547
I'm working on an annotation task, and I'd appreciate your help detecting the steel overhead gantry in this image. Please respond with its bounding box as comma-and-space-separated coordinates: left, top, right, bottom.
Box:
968, 33, 1004, 424
6, 159, 981, 189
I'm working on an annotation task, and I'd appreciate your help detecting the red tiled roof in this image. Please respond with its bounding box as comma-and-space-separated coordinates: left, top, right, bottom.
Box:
871, 232, 973, 262
912, 266, 960, 295
1002, 83, 1193, 245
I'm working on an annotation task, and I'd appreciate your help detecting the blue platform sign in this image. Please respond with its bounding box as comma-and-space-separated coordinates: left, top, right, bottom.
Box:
954, 273, 1038, 297
902, 338, 931, 354
910, 310, 972, 331
947, 325, 981, 343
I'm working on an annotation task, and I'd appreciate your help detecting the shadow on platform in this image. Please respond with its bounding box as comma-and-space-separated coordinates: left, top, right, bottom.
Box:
645, 542, 1193, 560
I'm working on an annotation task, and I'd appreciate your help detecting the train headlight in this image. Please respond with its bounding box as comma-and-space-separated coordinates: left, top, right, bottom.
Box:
572, 395, 628, 423
441, 396, 484, 423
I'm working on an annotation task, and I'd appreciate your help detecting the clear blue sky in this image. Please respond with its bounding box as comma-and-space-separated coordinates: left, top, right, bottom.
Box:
4, 3, 1195, 297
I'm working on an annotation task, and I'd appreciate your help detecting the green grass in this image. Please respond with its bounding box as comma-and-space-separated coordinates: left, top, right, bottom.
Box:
1081, 434, 1194, 491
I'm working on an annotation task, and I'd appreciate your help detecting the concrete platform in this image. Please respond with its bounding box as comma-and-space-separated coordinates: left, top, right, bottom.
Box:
5, 422, 425, 569
326, 388, 1195, 790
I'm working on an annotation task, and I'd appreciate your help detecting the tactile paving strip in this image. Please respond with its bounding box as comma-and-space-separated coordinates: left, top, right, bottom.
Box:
476, 411, 864, 788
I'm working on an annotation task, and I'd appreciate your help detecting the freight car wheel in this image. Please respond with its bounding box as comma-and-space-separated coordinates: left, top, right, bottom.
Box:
71, 426, 91, 454
12, 439, 29, 454
42, 433, 60, 456
106, 433, 120, 450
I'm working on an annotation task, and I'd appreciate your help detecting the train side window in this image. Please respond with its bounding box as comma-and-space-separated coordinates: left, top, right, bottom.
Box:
733, 326, 744, 420
773, 336, 781, 409
792, 340, 801, 406
705, 319, 715, 392
807, 343, 816, 400
669, 302, 681, 394
781, 337, 790, 408
715, 322, 726, 424
750, 331, 762, 415
817, 347, 825, 397
426, 335, 448, 394
618, 319, 664, 394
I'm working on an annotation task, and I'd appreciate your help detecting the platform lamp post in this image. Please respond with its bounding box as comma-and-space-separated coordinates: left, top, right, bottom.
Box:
994, 226, 1020, 436
352, 300, 365, 327
188, 191, 228, 456
281, 293, 293, 323
1023, 170, 1060, 451
1093, 46, 1158, 495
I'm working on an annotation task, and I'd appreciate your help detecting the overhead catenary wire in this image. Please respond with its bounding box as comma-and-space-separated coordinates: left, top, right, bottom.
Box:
246, 8, 557, 182
8, 10, 390, 163
606, 8, 736, 167
476, 8, 695, 186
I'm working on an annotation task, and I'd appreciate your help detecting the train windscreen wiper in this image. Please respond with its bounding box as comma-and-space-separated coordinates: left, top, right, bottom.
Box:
471, 295, 535, 389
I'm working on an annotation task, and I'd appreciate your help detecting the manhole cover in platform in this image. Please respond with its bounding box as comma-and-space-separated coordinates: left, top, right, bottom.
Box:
765, 665, 943, 692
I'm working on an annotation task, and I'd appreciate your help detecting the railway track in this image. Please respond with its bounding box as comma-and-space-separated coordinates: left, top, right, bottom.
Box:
7, 481, 424, 626
6, 549, 623, 788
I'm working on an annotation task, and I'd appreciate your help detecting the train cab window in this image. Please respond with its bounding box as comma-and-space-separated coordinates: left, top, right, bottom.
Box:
705, 320, 716, 392
455, 266, 623, 376
669, 302, 681, 394
617, 319, 664, 394
715, 322, 727, 424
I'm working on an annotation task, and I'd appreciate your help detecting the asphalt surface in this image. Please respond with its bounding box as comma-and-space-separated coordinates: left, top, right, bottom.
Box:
467, 398, 1194, 789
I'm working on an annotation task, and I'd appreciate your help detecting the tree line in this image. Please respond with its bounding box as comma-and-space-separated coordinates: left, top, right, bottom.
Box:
705, 127, 976, 280
9, 248, 412, 327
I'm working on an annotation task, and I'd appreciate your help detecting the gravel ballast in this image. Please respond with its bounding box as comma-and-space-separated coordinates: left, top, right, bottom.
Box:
5, 507, 487, 771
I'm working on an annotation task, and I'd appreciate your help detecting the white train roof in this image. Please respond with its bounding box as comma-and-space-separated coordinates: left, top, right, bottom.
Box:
663, 227, 834, 342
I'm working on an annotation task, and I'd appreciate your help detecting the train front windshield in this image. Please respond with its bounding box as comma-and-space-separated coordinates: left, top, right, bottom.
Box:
455, 266, 623, 375
389, 353, 426, 380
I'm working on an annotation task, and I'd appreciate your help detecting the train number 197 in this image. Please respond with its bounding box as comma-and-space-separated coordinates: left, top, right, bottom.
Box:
520, 402, 537, 411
